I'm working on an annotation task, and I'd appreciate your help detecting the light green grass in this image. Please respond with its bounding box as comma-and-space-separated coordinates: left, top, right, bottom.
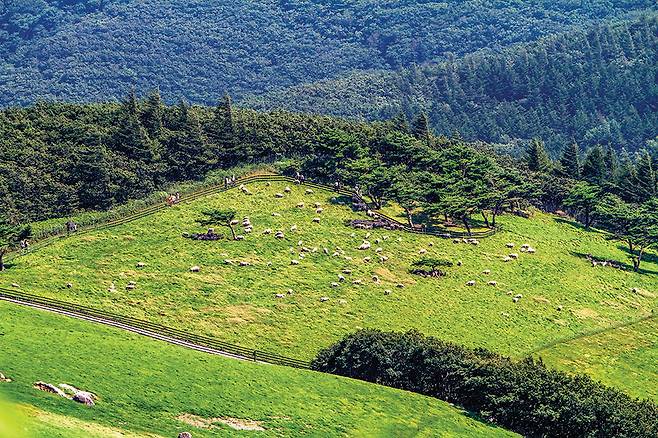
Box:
2, 181, 657, 399
0, 302, 514, 437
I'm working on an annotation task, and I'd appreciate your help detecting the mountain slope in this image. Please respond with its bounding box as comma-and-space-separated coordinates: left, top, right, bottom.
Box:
1, 0, 655, 106
0, 301, 517, 437
243, 15, 658, 153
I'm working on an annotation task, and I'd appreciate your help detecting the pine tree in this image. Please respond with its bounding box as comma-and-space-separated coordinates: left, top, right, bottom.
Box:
411, 112, 431, 146
141, 88, 163, 139
74, 144, 114, 210
581, 145, 607, 185
113, 90, 154, 162
208, 93, 238, 167
604, 145, 619, 183
559, 142, 580, 178
633, 149, 656, 202
167, 101, 211, 180
526, 138, 552, 172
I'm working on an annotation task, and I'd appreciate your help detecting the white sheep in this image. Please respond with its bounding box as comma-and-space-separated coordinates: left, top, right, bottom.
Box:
506, 243, 515, 248
466, 280, 476, 286
284, 186, 292, 193
275, 193, 285, 198
316, 208, 323, 214
488, 281, 498, 286
190, 266, 201, 272
313, 217, 321, 223
291, 259, 300, 265
358, 240, 371, 250
263, 229, 272, 235
272, 212, 282, 217
296, 202, 305, 208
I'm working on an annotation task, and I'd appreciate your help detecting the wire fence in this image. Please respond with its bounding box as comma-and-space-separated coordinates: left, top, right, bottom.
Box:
0, 287, 311, 369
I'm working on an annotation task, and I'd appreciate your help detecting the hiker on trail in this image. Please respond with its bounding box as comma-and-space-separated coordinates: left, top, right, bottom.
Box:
231, 175, 236, 184
334, 181, 340, 192
20, 239, 29, 250
300, 174, 306, 184
66, 221, 78, 233
224, 177, 229, 189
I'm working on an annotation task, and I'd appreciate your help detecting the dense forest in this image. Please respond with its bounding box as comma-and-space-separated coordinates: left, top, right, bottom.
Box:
1, 0, 655, 106
245, 15, 658, 154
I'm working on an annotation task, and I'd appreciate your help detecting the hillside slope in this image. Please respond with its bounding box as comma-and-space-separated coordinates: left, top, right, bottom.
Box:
0, 301, 516, 437
244, 15, 658, 153
2, 180, 656, 400
1, 0, 655, 106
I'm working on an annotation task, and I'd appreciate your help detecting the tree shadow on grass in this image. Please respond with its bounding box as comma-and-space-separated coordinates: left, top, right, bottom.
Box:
553, 217, 606, 234
570, 251, 658, 275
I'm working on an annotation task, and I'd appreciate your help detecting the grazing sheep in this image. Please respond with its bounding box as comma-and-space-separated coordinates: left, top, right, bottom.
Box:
482, 269, 491, 275
469, 239, 480, 246
338, 275, 346, 282
275, 293, 285, 299
244, 227, 253, 233
291, 259, 300, 265
284, 186, 292, 193
419, 249, 427, 254
235, 235, 245, 241
514, 294, 523, 299
320, 297, 330, 302
521, 244, 530, 249
466, 280, 476, 286
372, 275, 380, 283
375, 247, 383, 253
314, 202, 322, 208
428, 242, 434, 247
506, 291, 513, 296
299, 253, 305, 259
126, 284, 136, 290
527, 247, 536, 254
332, 252, 340, 257
365, 233, 371, 239
457, 260, 463, 266
275, 231, 285, 239
230, 219, 239, 225
296, 202, 305, 208
513, 297, 520, 303
305, 188, 314, 194
66, 282, 73, 288
352, 279, 363, 285
557, 305, 563, 311
338, 299, 347, 305
453, 238, 461, 244
358, 240, 371, 250
275, 193, 285, 198
316, 208, 324, 214
263, 229, 272, 235
342, 269, 352, 274
290, 225, 298, 232
396, 283, 405, 288
190, 266, 201, 272
239, 261, 250, 267
384, 289, 392, 295
509, 253, 519, 259
382, 235, 389, 240
136, 262, 146, 268
313, 217, 321, 223
287, 289, 294, 295
266, 182, 271, 186
503, 257, 512, 262
379, 256, 389, 262
520, 247, 528, 253
298, 240, 303, 246
10, 283, 20, 288
363, 257, 371, 263
488, 281, 498, 286
323, 247, 330, 255
224, 259, 235, 265
331, 282, 339, 288
506, 243, 515, 248
272, 212, 282, 217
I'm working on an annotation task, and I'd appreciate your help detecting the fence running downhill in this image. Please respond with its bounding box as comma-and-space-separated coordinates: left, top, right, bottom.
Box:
0, 287, 311, 369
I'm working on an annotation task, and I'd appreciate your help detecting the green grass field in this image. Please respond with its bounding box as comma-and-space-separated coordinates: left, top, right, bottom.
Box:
2, 180, 657, 400
0, 301, 515, 437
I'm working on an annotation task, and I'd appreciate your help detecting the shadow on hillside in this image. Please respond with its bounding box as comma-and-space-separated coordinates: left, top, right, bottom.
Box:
461, 410, 511, 434
570, 251, 658, 275
553, 217, 603, 233
617, 245, 658, 273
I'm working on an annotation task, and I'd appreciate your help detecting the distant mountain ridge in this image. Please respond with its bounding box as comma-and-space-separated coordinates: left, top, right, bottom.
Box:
243, 15, 658, 154
1, 0, 655, 106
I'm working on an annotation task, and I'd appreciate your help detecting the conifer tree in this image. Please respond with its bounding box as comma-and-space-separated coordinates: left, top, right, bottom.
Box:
526, 138, 551, 172
74, 144, 114, 210
581, 145, 607, 185
633, 149, 656, 202
208, 93, 238, 166
390, 111, 410, 134
411, 112, 431, 146
113, 90, 154, 162
559, 142, 580, 178
141, 88, 163, 139
167, 101, 210, 180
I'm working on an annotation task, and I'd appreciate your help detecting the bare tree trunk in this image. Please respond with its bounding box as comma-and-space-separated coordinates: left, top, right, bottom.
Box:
227, 224, 237, 240
481, 211, 490, 228
462, 217, 472, 236
0, 251, 4, 271
405, 208, 414, 227
634, 248, 645, 272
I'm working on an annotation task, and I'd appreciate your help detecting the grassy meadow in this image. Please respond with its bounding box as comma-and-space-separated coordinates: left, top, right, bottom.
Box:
0, 301, 515, 437
2, 180, 656, 400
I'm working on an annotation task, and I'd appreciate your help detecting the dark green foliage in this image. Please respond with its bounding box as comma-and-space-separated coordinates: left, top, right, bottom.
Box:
2, 1, 654, 106
410, 258, 453, 277
248, 16, 658, 154
559, 143, 581, 178
581, 145, 608, 185
564, 182, 601, 227
313, 329, 658, 438
526, 139, 552, 172
197, 209, 237, 240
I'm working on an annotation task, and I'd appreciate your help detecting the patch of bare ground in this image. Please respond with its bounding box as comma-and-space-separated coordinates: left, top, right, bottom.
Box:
177, 413, 266, 431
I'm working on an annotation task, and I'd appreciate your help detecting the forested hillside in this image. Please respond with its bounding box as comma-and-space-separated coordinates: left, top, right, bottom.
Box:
1, 0, 654, 106
245, 16, 658, 154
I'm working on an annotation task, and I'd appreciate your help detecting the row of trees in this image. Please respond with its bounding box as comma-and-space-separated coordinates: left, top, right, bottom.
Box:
527, 138, 658, 271
313, 329, 658, 438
